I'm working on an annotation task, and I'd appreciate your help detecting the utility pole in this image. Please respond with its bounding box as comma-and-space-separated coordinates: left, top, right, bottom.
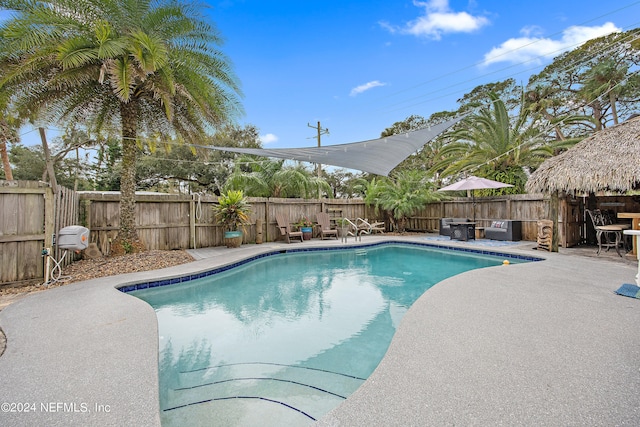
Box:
307, 121, 329, 197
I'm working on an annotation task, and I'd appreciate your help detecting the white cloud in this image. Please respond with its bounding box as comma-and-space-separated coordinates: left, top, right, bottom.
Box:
259, 133, 278, 145
481, 22, 620, 66
350, 80, 386, 97
380, 0, 489, 40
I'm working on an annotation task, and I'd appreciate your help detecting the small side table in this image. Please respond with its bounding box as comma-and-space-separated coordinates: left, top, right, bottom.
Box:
475, 227, 485, 240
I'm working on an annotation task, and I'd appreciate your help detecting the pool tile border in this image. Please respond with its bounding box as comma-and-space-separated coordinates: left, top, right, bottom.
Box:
117, 240, 544, 294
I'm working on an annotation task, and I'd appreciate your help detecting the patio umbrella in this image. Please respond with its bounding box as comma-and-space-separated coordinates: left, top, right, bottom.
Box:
438, 176, 513, 222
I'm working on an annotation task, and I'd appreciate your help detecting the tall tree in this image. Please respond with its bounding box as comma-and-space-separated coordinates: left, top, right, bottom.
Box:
387, 112, 458, 179
0, 0, 243, 252
527, 29, 640, 131
323, 168, 364, 198
579, 58, 629, 126
135, 123, 261, 194
380, 114, 429, 137
6, 132, 98, 189
6, 144, 45, 180
455, 78, 521, 112
0, 113, 18, 180
432, 93, 553, 193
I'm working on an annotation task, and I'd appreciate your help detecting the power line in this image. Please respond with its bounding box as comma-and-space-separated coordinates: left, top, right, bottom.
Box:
377, 21, 640, 116
370, 2, 640, 109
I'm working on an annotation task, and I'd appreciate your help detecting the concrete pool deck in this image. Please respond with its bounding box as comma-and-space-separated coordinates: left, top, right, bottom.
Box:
0, 235, 639, 426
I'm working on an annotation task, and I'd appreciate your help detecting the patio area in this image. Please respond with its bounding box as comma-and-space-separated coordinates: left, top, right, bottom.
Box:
0, 234, 638, 426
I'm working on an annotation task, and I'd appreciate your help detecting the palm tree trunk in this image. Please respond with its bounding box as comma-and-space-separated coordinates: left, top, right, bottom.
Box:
609, 91, 619, 125
118, 100, 141, 247
0, 119, 15, 180
0, 140, 12, 180
591, 100, 603, 131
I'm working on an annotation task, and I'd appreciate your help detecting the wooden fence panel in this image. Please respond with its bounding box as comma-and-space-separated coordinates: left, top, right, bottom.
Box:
0, 187, 19, 282
406, 202, 442, 232
9, 181, 638, 287
76, 193, 575, 250
194, 197, 216, 249
1, 181, 48, 286
52, 186, 81, 266
137, 200, 191, 250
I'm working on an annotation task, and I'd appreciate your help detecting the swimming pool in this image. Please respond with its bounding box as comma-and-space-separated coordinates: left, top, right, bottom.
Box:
129, 243, 532, 426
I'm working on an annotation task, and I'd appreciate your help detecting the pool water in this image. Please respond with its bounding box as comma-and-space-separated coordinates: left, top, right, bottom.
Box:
131, 244, 523, 426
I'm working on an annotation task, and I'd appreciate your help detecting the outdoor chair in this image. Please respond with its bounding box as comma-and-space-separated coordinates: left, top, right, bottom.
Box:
316, 212, 338, 240
356, 218, 385, 235
275, 213, 304, 243
585, 209, 628, 256
485, 220, 522, 241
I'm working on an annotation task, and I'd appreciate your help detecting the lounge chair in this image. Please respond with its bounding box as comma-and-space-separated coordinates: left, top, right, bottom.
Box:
316, 212, 338, 240
356, 218, 385, 235
275, 213, 304, 243
336, 218, 378, 241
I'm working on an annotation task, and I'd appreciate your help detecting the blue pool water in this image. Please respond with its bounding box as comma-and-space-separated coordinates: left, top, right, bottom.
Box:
130, 243, 528, 426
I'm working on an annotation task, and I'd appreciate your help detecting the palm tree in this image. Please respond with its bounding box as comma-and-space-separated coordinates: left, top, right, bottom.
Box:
0, 112, 20, 180
364, 170, 443, 232
579, 58, 629, 127
225, 158, 332, 199
0, 0, 242, 252
432, 93, 553, 193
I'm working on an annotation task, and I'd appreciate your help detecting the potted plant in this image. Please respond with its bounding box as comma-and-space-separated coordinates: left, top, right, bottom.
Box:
213, 190, 251, 248
296, 216, 314, 240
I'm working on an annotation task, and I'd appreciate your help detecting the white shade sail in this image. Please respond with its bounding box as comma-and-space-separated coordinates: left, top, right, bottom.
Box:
200, 115, 466, 176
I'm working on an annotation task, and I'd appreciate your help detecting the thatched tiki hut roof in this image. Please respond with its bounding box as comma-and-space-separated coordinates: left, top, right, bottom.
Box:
526, 116, 640, 194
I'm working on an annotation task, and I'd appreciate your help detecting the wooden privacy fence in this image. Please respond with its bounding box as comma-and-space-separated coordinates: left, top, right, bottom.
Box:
1, 181, 79, 287
408, 193, 554, 241
78, 191, 565, 255
80, 192, 377, 255
6, 180, 601, 288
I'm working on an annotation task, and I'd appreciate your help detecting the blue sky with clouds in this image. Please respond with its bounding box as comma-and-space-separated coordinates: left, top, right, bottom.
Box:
205, 0, 640, 149
13, 0, 640, 150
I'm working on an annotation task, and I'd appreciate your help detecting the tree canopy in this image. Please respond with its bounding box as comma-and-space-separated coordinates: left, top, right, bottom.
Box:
0, 0, 243, 251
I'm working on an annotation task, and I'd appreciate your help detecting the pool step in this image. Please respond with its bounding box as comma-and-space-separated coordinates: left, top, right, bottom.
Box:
165, 363, 364, 424
354, 249, 367, 256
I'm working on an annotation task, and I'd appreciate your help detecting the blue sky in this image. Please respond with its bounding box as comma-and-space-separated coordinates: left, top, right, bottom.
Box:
15, 0, 640, 150
205, 0, 640, 149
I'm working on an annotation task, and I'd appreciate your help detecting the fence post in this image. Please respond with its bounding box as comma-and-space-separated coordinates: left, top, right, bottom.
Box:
189, 196, 196, 249
44, 186, 55, 249
265, 199, 271, 242
550, 191, 559, 252
42, 186, 55, 283
82, 199, 92, 234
